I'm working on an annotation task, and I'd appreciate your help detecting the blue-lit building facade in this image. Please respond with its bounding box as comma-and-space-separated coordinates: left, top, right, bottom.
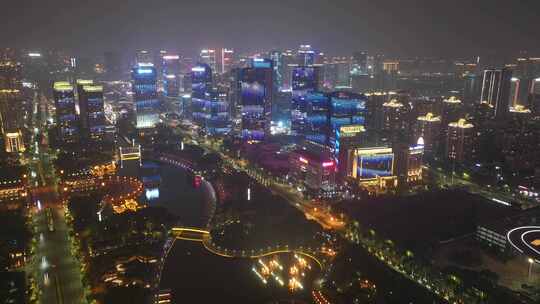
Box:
53, 82, 79, 143
79, 85, 106, 141
270, 51, 283, 90
205, 88, 230, 134
291, 66, 320, 135
303, 92, 329, 144
190, 63, 213, 127
297, 91, 367, 152
295, 91, 368, 178
131, 64, 159, 129
162, 55, 181, 97
328, 91, 367, 154
239, 59, 273, 140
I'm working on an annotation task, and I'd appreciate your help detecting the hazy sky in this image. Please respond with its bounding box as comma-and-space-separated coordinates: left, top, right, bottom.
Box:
1, 0, 540, 57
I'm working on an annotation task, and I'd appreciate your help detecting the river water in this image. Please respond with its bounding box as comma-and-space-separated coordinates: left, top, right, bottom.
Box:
131, 161, 315, 303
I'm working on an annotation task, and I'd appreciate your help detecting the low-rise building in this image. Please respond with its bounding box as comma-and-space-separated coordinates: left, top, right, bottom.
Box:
289, 147, 336, 196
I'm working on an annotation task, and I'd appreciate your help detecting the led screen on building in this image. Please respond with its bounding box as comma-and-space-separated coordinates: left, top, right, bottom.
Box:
356, 148, 394, 179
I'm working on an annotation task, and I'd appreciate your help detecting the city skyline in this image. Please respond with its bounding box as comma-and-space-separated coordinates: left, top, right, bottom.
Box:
2, 2, 540, 304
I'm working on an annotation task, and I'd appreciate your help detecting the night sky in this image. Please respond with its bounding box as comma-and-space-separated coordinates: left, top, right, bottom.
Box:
1, 0, 540, 57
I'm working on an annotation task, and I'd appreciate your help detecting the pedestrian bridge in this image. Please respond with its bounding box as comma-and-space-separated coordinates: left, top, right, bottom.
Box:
170, 227, 323, 269
170, 227, 209, 242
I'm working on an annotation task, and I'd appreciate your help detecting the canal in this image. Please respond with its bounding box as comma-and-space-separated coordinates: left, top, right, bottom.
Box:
133, 161, 318, 303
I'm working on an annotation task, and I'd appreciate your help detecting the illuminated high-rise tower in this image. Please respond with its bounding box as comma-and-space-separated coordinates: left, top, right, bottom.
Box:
280, 50, 296, 90
53, 82, 79, 143
199, 49, 217, 73
136, 50, 153, 65
79, 84, 106, 141
446, 118, 474, 163
270, 50, 283, 89
190, 63, 213, 127
239, 58, 273, 141
0, 49, 25, 152
381, 98, 409, 134
351, 51, 368, 75
350, 51, 370, 92
297, 44, 316, 66
162, 55, 181, 97
415, 112, 441, 155
480, 68, 512, 119
291, 66, 320, 135
131, 64, 159, 129
220, 48, 234, 74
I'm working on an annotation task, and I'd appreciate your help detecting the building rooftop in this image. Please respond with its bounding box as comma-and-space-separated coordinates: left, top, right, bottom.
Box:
382, 98, 404, 108
291, 148, 333, 164
417, 112, 441, 122
443, 96, 462, 104
448, 118, 474, 129
509, 104, 531, 113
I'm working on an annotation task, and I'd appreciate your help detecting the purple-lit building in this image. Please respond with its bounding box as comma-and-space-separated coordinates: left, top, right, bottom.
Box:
239, 59, 273, 141
291, 66, 320, 135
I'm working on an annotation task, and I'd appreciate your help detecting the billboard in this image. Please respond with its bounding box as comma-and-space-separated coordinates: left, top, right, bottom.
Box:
356, 147, 394, 179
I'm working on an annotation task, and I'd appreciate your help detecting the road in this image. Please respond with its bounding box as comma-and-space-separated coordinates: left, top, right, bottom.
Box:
31, 206, 87, 304
171, 128, 346, 230
26, 92, 88, 304
426, 166, 533, 208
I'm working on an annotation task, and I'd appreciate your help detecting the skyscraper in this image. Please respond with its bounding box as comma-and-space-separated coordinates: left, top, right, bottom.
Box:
381, 98, 409, 134
324, 57, 350, 89
0, 49, 25, 152
191, 64, 213, 99
240, 59, 273, 141
280, 50, 296, 91
190, 63, 213, 126
131, 64, 159, 129
304, 92, 330, 144
79, 84, 106, 141
530, 77, 540, 115
446, 118, 474, 163
53, 82, 79, 143
441, 96, 463, 129
480, 68, 513, 119
199, 49, 217, 73
415, 112, 442, 155
270, 50, 283, 90
297, 44, 316, 66
328, 91, 368, 157
136, 50, 153, 65
162, 55, 181, 97
291, 66, 320, 135
220, 48, 234, 74
205, 87, 230, 135
351, 51, 368, 75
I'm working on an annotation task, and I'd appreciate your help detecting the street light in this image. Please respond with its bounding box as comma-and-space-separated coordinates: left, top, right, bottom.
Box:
528, 258, 534, 280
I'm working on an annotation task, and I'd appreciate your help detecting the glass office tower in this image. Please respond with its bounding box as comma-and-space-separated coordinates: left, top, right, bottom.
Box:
240, 59, 273, 141
131, 64, 159, 129
162, 55, 181, 97
53, 82, 79, 143
79, 84, 106, 140
291, 66, 320, 135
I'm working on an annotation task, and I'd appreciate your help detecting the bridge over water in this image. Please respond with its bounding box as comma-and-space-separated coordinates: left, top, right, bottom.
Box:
169, 227, 324, 269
